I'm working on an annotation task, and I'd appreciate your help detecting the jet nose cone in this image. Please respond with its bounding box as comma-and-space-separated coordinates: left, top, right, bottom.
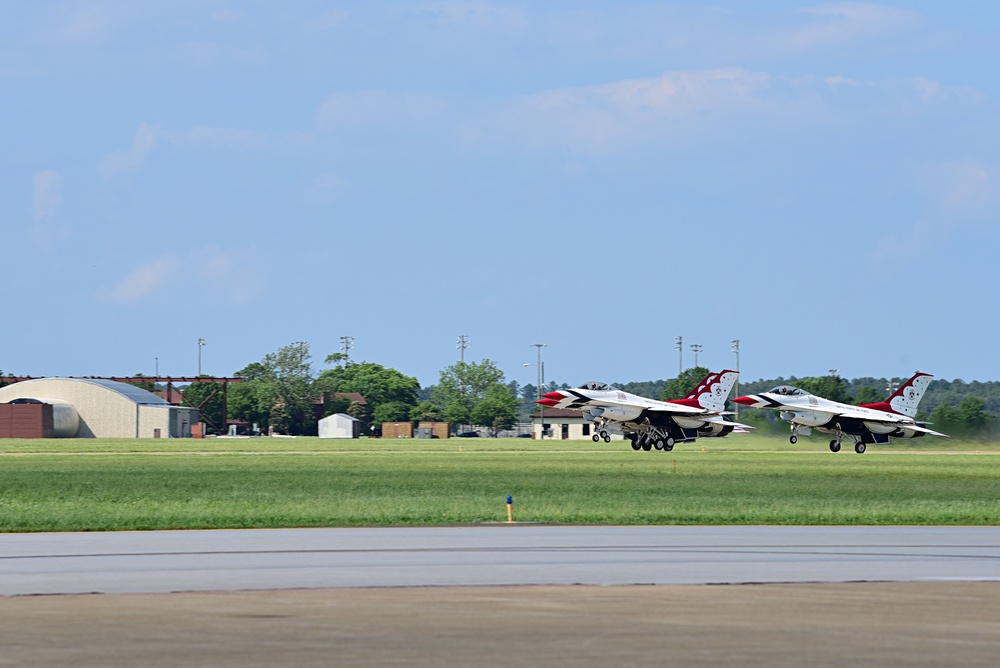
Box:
536, 398, 559, 407
732, 395, 756, 407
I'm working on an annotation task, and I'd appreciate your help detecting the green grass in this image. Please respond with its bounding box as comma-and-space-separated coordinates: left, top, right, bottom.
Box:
1, 437, 998, 531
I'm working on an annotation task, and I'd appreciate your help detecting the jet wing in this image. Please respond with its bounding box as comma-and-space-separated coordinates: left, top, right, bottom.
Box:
904, 423, 951, 438
583, 396, 709, 415
703, 415, 757, 430
821, 407, 950, 438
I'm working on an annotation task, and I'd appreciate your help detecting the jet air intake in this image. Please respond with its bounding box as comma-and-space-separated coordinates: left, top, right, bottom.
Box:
779, 410, 828, 427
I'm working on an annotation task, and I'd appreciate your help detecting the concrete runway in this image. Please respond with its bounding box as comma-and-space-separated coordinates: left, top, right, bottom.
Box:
3, 525, 999, 666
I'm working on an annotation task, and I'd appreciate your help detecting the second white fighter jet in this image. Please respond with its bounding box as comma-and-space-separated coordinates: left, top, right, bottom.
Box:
537, 370, 751, 451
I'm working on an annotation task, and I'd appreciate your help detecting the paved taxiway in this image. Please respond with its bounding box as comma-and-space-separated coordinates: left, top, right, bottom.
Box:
3, 526, 999, 667
2, 525, 999, 595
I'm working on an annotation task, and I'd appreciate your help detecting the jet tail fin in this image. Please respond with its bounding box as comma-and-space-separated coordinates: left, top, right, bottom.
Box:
859, 372, 934, 417
673, 370, 739, 412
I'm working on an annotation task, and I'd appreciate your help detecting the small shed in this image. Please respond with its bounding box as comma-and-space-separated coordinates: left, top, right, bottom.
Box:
318, 413, 361, 439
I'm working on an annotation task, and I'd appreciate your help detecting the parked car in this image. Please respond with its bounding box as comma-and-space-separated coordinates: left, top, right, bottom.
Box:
455, 431, 480, 437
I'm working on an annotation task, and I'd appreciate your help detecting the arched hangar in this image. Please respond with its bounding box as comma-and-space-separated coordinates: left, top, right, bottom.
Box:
0, 378, 199, 438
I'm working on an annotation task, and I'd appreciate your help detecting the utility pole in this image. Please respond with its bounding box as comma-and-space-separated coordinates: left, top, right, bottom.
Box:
731, 339, 740, 416
456, 335, 470, 364
532, 344, 546, 440
339, 336, 354, 366
691, 343, 703, 368
675, 335, 683, 375
197, 338, 206, 376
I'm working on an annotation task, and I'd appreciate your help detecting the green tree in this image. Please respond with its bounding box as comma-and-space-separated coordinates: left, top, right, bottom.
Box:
431, 359, 512, 433
347, 400, 370, 429
854, 386, 883, 405
796, 375, 851, 404
958, 396, 992, 431
410, 400, 443, 422
229, 343, 316, 435
470, 384, 519, 435
321, 394, 353, 418
128, 373, 158, 393
372, 401, 415, 424
661, 367, 710, 401
315, 361, 419, 427
929, 401, 961, 431
181, 379, 225, 433
228, 363, 274, 430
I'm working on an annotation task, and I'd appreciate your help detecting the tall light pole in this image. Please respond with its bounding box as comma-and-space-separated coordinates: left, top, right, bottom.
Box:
532, 343, 547, 439
690, 343, 703, 368
197, 338, 206, 376
731, 339, 740, 416
675, 336, 683, 375
457, 335, 470, 364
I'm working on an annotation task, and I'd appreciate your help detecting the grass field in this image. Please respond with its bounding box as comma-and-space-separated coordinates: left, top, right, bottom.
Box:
1, 435, 998, 532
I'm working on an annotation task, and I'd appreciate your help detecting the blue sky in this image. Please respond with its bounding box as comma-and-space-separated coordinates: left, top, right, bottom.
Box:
3, 1, 998, 389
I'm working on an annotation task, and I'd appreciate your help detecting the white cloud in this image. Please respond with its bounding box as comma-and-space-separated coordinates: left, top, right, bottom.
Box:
29, 169, 71, 250
310, 10, 348, 32
195, 248, 263, 305
98, 249, 263, 306
32, 170, 63, 221
211, 10, 242, 23
100, 122, 160, 177
317, 90, 447, 132
934, 160, 998, 215
306, 173, 347, 204
169, 126, 315, 150
486, 68, 772, 152
98, 255, 178, 304
415, 1, 525, 30
824, 75, 872, 88
48, 3, 122, 44
791, 3, 920, 49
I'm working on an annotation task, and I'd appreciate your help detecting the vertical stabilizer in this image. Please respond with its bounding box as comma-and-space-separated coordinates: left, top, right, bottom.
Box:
675, 370, 739, 411
860, 372, 934, 417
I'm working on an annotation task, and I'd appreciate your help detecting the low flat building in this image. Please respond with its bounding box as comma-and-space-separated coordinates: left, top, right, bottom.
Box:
0, 377, 198, 438
530, 408, 624, 440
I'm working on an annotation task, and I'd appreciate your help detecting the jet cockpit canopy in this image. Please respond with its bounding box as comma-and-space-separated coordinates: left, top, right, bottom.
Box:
579, 381, 614, 391
769, 385, 809, 396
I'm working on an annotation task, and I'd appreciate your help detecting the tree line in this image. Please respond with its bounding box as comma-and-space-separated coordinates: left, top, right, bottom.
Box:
2, 361, 997, 438
170, 342, 520, 436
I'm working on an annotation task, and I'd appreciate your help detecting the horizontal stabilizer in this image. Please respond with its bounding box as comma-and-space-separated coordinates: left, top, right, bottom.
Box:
704, 415, 756, 430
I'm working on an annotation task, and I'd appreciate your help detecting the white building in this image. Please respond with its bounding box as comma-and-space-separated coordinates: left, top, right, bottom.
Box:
0, 378, 198, 438
530, 408, 624, 440
318, 412, 361, 439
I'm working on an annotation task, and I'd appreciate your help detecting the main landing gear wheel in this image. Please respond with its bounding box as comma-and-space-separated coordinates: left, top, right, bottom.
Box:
829, 440, 841, 453
664, 437, 674, 452
789, 435, 798, 444
630, 439, 641, 451
641, 440, 652, 451
603, 434, 611, 443
855, 442, 866, 454
654, 439, 664, 451
592, 434, 600, 442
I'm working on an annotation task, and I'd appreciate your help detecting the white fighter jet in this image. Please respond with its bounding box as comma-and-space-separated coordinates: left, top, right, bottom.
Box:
732, 371, 948, 453
537, 370, 751, 451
